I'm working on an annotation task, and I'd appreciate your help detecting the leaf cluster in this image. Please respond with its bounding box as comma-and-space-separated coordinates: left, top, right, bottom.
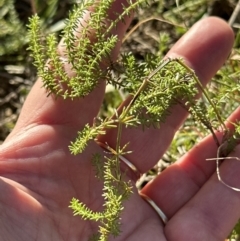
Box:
27, 0, 156, 99
70, 149, 132, 241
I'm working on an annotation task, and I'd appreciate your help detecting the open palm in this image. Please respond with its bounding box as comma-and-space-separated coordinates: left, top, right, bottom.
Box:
0, 1, 238, 240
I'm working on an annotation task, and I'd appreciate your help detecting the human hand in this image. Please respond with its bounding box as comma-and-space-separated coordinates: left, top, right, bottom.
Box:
0, 1, 236, 240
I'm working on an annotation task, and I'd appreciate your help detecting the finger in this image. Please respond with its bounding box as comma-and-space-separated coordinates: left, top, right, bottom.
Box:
141, 106, 240, 220
98, 17, 234, 174
164, 145, 240, 241
6, 0, 133, 141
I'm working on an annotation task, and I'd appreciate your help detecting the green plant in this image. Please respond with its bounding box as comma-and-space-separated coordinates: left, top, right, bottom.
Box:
0, 0, 26, 56
27, 0, 240, 240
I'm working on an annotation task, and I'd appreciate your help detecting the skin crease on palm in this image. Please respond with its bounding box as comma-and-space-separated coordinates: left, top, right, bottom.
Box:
0, 0, 238, 240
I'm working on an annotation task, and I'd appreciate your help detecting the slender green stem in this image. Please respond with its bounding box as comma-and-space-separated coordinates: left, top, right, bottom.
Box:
115, 121, 123, 178
175, 58, 228, 132
104, 0, 149, 38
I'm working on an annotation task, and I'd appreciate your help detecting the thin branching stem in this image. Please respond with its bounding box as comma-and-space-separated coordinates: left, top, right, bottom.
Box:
175, 58, 228, 132
122, 58, 172, 117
